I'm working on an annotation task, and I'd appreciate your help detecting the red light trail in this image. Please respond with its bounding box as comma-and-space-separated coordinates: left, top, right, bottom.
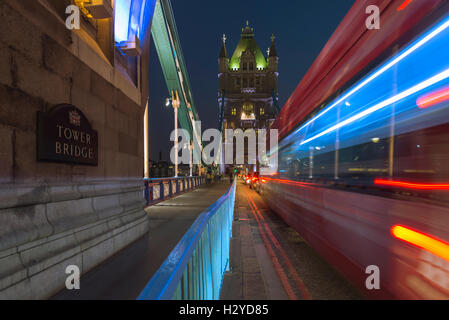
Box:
417, 86, 449, 109
397, 0, 413, 11
245, 190, 312, 300
374, 179, 449, 190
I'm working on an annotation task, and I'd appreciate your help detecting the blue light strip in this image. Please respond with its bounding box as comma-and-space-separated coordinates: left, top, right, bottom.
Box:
301, 67, 449, 146
281, 13, 449, 155
114, 0, 157, 43
137, 181, 236, 300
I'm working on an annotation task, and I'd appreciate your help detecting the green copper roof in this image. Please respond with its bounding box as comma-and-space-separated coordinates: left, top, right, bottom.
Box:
229, 22, 267, 70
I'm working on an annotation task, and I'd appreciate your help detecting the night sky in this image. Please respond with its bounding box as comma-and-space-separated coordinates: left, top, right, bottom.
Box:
148, 0, 356, 162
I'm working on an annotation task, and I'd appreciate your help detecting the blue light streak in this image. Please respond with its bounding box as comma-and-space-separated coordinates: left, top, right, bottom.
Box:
114, 0, 157, 43
281, 13, 449, 156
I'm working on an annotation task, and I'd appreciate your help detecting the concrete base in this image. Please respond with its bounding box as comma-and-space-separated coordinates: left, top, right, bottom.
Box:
0, 180, 149, 299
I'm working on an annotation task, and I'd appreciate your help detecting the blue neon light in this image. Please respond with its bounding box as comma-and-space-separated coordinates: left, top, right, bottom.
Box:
281, 13, 449, 157
138, 181, 236, 300
114, 0, 157, 43
115, 0, 132, 42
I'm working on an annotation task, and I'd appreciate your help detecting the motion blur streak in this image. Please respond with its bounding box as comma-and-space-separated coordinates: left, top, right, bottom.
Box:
244, 191, 298, 300
246, 192, 312, 300
417, 86, 449, 109
300, 67, 449, 146
263, 177, 318, 188
375, 179, 449, 190
391, 225, 449, 262
398, 0, 413, 11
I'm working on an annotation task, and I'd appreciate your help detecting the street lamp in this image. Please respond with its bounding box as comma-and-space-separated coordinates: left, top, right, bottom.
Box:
166, 90, 180, 177
189, 142, 193, 177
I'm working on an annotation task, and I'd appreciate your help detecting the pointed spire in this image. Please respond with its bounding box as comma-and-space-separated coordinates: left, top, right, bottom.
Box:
269, 33, 277, 57
241, 20, 254, 37
219, 33, 228, 58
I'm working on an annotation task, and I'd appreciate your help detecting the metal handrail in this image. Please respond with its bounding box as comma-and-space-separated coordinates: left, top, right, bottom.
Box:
138, 180, 236, 300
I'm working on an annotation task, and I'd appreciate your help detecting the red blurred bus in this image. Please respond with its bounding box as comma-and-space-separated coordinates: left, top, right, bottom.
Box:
263, 0, 449, 299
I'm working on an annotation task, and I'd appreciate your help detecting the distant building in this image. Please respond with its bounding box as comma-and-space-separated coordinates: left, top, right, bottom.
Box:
218, 21, 279, 172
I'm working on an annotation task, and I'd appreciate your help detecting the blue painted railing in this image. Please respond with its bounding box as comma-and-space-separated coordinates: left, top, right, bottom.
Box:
138, 180, 236, 300
144, 176, 206, 206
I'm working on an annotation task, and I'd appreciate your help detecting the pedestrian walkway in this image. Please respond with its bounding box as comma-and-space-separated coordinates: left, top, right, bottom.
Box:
53, 181, 230, 300
220, 181, 362, 300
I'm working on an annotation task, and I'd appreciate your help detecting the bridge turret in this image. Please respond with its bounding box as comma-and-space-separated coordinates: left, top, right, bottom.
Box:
218, 34, 229, 73
268, 34, 278, 72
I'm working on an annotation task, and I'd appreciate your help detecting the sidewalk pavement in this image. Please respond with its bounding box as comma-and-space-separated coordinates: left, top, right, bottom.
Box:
53, 181, 230, 300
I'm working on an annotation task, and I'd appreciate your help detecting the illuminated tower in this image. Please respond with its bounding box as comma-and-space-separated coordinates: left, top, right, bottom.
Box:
218, 21, 279, 171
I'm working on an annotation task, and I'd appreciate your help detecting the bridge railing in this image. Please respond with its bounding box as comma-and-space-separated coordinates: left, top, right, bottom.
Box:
144, 176, 206, 206
138, 180, 236, 300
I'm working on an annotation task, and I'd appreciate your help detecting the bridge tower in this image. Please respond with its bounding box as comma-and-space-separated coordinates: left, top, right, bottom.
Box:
218, 21, 279, 173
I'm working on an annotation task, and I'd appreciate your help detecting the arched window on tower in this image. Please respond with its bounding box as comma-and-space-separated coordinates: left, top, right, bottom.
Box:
242, 103, 255, 120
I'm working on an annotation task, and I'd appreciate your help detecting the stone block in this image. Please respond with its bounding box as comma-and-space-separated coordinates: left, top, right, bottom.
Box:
0, 251, 25, 290
42, 35, 74, 79
46, 198, 95, 234
0, 41, 12, 87
0, 85, 44, 132
128, 114, 139, 139
71, 59, 92, 93
81, 236, 115, 273
92, 181, 122, 196
13, 129, 37, 183
70, 85, 106, 127
128, 155, 141, 179
104, 150, 121, 179
117, 89, 140, 115
24, 239, 81, 277
12, 49, 71, 105
77, 226, 111, 252
92, 193, 122, 221
117, 111, 129, 135
0, 204, 52, 252
0, 125, 13, 184
84, 148, 106, 181
0, 1, 43, 65
118, 132, 137, 156
102, 126, 119, 152
0, 184, 48, 210
105, 104, 119, 130
119, 208, 146, 226
16, 254, 82, 299
118, 189, 143, 209
91, 71, 116, 106
47, 184, 81, 204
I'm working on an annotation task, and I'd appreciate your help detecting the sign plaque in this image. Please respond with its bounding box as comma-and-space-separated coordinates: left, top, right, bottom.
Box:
37, 104, 98, 166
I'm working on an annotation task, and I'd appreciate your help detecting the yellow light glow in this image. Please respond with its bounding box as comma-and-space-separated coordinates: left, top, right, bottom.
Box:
392, 225, 449, 262
74, 0, 93, 18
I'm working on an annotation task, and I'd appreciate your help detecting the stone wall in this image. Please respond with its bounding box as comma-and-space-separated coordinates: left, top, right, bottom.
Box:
0, 1, 150, 298
0, 180, 148, 299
